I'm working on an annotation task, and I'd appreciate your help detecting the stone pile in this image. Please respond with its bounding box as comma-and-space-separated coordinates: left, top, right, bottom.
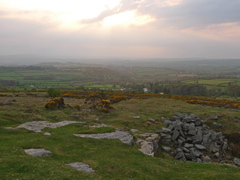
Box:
157, 113, 228, 163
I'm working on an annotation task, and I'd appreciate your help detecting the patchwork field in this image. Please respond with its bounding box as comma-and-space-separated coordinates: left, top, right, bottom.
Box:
182, 79, 240, 87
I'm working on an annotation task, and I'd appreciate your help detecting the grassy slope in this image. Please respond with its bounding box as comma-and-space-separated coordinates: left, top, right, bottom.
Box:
1, 97, 240, 179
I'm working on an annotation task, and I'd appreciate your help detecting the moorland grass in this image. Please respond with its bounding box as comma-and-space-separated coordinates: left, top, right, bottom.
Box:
1, 96, 240, 179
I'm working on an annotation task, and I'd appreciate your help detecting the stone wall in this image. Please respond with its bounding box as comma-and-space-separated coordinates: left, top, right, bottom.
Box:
157, 113, 231, 164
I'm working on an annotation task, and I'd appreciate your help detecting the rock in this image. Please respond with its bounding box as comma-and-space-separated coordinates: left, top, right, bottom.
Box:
163, 120, 172, 126
233, 158, 240, 167
213, 122, 225, 128
195, 119, 203, 126
11, 121, 82, 132
188, 123, 195, 130
214, 152, 220, 158
148, 118, 156, 123
171, 130, 180, 141
4, 127, 15, 130
159, 132, 168, 137
136, 138, 144, 145
133, 116, 141, 119
193, 158, 202, 163
184, 117, 193, 123
195, 129, 203, 142
178, 136, 186, 142
146, 134, 159, 141
184, 143, 193, 148
175, 112, 184, 119
202, 156, 212, 163
157, 128, 171, 134
43, 132, 51, 136
139, 133, 153, 138
161, 117, 169, 122
24, 148, 52, 157
160, 137, 172, 145
215, 132, 223, 140
74, 131, 134, 145
162, 146, 172, 153
176, 148, 183, 153
88, 124, 111, 128
93, 118, 100, 122
209, 142, 220, 153
138, 141, 155, 156
189, 148, 201, 158
66, 162, 95, 173
175, 152, 186, 161
211, 115, 219, 120
190, 114, 199, 119
188, 130, 197, 136
130, 129, 139, 133
168, 125, 174, 131
185, 153, 192, 160
170, 116, 180, 121
183, 147, 190, 153
195, 144, 206, 150
202, 133, 211, 145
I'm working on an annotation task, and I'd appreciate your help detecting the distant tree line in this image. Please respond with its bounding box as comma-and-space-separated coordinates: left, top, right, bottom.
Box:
124, 81, 240, 97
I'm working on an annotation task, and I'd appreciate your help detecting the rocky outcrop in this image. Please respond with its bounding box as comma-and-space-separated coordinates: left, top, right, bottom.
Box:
66, 162, 95, 173
7, 120, 83, 132
136, 133, 160, 156
157, 113, 229, 163
74, 130, 134, 145
24, 148, 52, 157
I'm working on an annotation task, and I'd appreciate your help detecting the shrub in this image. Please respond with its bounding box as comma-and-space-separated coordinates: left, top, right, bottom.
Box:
45, 97, 65, 109
97, 99, 113, 113
47, 88, 61, 98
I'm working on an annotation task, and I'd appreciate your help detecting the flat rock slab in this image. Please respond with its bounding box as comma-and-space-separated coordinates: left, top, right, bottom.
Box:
137, 140, 154, 156
130, 129, 139, 133
88, 124, 112, 128
9, 121, 82, 132
43, 132, 51, 136
24, 148, 52, 157
74, 131, 133, 145
66, 162, 95, 173
133, 116, 141, 119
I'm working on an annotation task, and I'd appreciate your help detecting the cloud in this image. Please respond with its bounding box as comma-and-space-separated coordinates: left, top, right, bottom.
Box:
136, 0, 240, 29
81, 8, 119, 24
81, 0, 240, 29
80, 0, 142, 24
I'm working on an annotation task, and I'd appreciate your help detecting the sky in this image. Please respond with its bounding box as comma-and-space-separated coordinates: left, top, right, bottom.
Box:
0, 0, 240, 59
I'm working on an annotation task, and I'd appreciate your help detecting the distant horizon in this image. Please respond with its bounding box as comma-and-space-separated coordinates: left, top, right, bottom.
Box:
1, 53, 240, 60
1, 53, 240, 66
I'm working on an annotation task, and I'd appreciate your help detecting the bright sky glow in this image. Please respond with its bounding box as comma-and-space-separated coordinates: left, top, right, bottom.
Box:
0, 0, 239, 59
1, 0, 122, 25
102, 11, 155, 27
